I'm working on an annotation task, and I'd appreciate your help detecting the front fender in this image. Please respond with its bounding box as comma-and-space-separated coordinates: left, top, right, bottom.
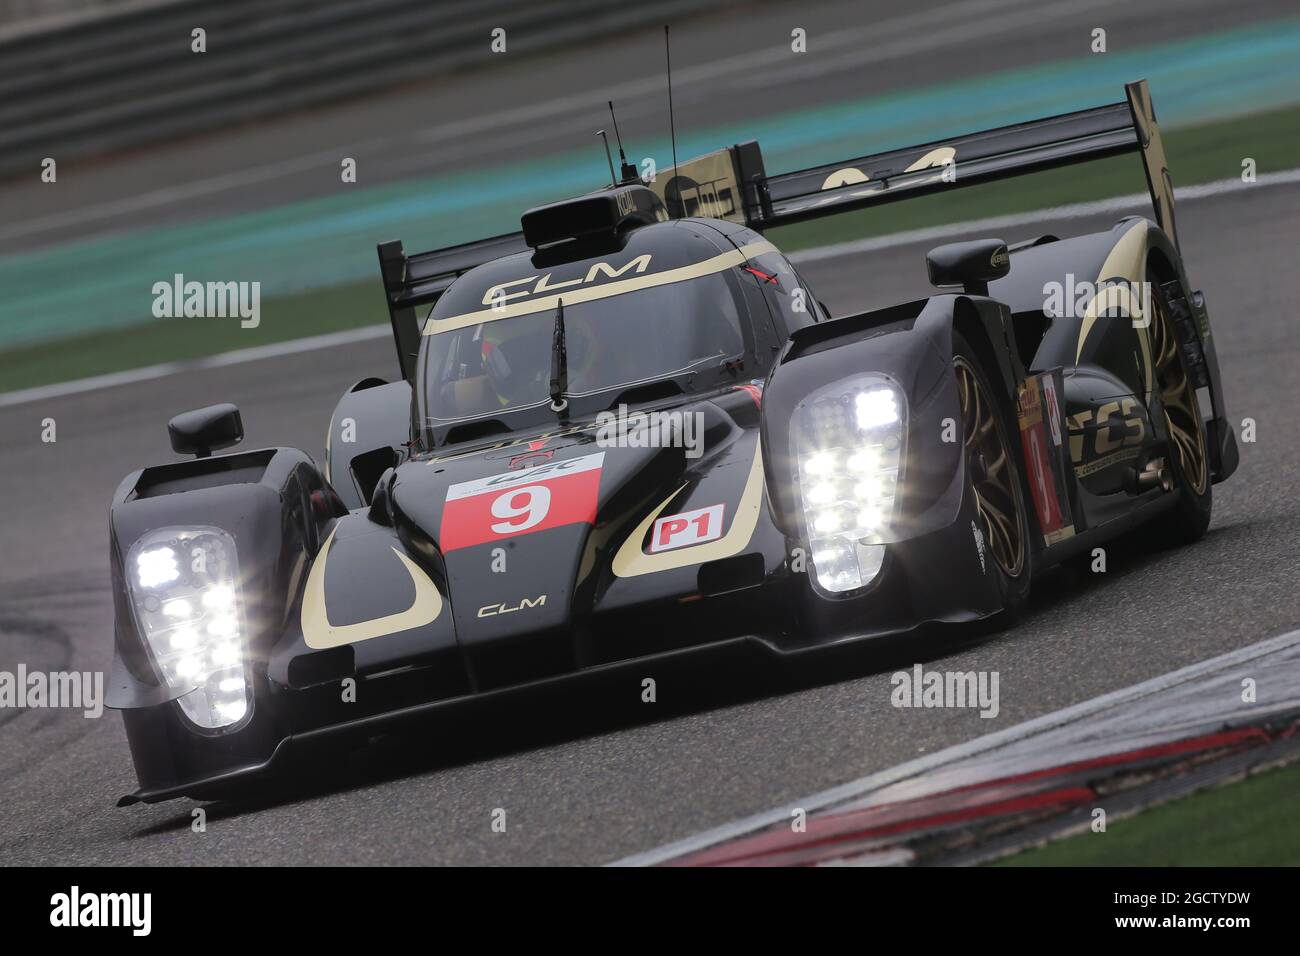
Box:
325, 378, 413, 509
106, 447, 332, 710
761, 293, 1022, 545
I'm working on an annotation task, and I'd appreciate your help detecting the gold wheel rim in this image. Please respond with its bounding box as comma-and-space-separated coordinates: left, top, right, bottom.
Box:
1149, 289, 1208, 495
955, 356, 1025, 578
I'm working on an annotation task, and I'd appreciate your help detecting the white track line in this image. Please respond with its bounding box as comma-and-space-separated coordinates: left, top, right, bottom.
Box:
0, 324, 391, 409
3, 168, 1298, 410
609, 627, 1300, 866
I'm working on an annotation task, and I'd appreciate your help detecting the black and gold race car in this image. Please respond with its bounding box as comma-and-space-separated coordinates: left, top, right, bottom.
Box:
107, 80, 1236, 804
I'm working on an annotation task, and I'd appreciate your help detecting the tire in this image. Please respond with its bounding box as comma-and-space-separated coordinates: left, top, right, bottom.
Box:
952, 331, 1033, 615
1145, 271, 1212, 545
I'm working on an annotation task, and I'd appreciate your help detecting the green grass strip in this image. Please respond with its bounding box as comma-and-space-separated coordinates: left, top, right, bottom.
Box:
994, 759, 1300, 866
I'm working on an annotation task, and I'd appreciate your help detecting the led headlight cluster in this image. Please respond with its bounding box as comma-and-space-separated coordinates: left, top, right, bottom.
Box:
795, 377, 905, 593
126, 527, 250, 729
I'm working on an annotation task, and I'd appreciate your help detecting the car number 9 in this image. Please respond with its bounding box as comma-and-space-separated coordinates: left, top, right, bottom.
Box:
489, 486, 551, 534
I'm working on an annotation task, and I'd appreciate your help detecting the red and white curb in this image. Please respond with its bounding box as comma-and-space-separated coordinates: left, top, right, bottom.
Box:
610, 628, 1300, 866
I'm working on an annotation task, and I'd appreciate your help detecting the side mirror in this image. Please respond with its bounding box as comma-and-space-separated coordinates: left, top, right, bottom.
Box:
926, 239, 1010, 295
168, 403, 243, 458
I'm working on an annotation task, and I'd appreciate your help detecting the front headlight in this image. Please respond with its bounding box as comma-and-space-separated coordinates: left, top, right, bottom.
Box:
795, 376, 905, 593
125, 527, 250, 729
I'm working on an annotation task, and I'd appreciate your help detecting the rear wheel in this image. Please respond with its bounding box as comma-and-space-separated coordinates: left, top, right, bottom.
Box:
953, 332, 1032, 614
1146, 272, 1212, 545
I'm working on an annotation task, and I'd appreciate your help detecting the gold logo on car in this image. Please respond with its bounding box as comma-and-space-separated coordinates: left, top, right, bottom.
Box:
477, 595, 547, 617
301, 526, 443, 649
612, 443, 765, 578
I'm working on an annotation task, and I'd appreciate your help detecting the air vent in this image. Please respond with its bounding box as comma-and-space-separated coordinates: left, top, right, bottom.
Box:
697, 552, 766, 597
287, 645, 355, 689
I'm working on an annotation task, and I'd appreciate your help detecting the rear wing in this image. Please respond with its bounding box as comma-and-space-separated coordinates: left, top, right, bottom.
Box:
377, 80, 1175, 380
664, 80, 1177, 239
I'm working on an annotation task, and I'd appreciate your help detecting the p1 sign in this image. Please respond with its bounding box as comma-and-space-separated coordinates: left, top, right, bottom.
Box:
649, 503, 725, 554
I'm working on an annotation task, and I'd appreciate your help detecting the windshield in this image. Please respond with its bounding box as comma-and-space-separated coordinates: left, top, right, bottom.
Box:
420, 270, 747, 422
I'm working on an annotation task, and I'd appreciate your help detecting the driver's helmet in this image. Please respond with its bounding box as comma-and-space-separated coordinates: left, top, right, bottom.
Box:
479, 311, 600, 406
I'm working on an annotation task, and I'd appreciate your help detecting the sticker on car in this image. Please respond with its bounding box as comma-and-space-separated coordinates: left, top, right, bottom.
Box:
440, 452, 604, 551
648, 503, 725, 553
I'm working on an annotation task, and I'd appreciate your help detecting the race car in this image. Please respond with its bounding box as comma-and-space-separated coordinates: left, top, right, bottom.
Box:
108, 80, 1237, 804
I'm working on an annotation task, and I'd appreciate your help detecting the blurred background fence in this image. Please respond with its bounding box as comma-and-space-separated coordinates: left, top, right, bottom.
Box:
0, 0, 728, 176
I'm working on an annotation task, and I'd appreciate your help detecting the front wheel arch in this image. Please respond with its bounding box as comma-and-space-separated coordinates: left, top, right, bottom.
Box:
951, 329, 1034, 615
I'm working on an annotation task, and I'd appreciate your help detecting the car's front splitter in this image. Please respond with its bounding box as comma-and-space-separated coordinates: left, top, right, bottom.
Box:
117, 606, 997, 806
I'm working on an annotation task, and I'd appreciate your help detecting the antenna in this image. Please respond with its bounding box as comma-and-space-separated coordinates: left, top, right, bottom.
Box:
549, 298, 568, 415
608, 101, 639, 182
596, 129, 617, 187
664, 25, 678, 181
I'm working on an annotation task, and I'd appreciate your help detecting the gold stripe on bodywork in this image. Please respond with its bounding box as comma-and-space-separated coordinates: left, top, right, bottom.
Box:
736, 239, 780, 261
1076, 220, 1149, 363
612, 443, 765, 578
1126, 80, 1179, 249
821, 167, 869, 190
301, 526, 443, 649
819, 147, 955, 191
904, 146, 956, 172
424, 240, 779, 334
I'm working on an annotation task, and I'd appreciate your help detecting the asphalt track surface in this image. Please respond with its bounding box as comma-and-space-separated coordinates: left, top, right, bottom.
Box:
2, 178, 1298, 865
1, 0, 1299, 866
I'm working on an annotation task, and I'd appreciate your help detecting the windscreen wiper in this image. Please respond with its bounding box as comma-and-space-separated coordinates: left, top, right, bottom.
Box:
549, 298, 567, 414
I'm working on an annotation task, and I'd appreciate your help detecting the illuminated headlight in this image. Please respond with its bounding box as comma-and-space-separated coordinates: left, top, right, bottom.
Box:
125, 527, 250, 729
795, 376, 904, 593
